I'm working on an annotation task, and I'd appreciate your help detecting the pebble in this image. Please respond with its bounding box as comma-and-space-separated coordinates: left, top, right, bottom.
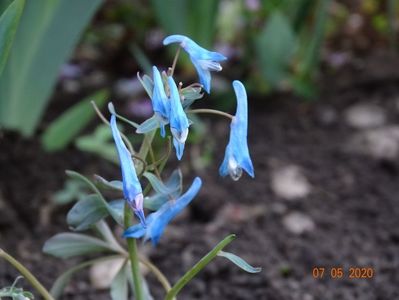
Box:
344, 103, 386, 129
89, 257, 125, 289
346, 125, 399, 161
283, 212, 315, 235
271, 165, 311, 200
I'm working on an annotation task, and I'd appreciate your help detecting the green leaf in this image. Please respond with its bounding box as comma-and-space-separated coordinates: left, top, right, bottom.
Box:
0, 0, 102, 136
50, 256, 121, 298
217, 251, 262, 273
110, 262, 128, 300
67, 194, 108, 231
297, 0, 330, 78
165, 234, 236, 300
75, 124, 119, 164
108, 199, 125, 226
136, 115, 160, 134
181, 86, 204, 109
94, 175, 123, 192
43, 233, 115, 259
125, 264, 154, 300
41, 89, 109, 151
256, 11, 296, 86
53, 178, 88, 204
65, 170, 124, 226
144, 169, 183, 210
143, 172, 179, 195
0, 0, 25, 76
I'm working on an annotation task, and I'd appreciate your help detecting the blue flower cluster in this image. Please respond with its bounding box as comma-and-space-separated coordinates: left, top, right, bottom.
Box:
110, 35, 254, 245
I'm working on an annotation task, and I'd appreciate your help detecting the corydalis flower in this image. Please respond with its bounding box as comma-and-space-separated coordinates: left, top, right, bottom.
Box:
163, 34, 227, 94
152, 66, 170, 137
124, 177, 202, 245
168, 76, 189, 160
219, 81, 254, 180
110, 115, 145, 225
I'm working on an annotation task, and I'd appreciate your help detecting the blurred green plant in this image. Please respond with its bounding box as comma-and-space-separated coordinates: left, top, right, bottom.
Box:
254, 0, 331, 98
0, 0, 102, 137
151, 0, 218, 47
42, 89, 109, 151
0, 276, 34, 300
0, 0, 24, 76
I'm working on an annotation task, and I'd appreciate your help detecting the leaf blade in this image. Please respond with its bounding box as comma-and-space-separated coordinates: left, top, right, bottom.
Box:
217, 251, 262, 273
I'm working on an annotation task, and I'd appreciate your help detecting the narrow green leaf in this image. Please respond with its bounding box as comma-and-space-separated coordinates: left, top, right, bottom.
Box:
217, 251, 262, 273
298, 0, 330, 78
0, 0, 25, 75
41, 89, 109, 151
66, 194, 108, 231
165, 234, 236, 300
50, 255, 121, 298
130, 43, 152, 75
43, 233, 116, 259
110, 262, 128, 300
0, 0, 102, 136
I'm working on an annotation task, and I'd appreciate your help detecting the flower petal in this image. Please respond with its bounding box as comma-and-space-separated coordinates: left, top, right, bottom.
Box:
148, 177, 202, 245
219, 81, 255, 179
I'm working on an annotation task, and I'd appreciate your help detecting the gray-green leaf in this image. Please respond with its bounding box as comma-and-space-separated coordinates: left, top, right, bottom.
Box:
67, 194, 108, 231
50, 256, 121, 298
136, 115, 160, 134
217, 251, 262, 273
110, 263, 128, 300
43, 233, 115, 259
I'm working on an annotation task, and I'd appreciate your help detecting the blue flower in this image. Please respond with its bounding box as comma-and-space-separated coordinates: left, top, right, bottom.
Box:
124, 177, 202, 245
163, 34, 227, 94
110, 114, 146, 225
152, 66, 170, 137
219, 80, 254, 180
168, 76, 190, 160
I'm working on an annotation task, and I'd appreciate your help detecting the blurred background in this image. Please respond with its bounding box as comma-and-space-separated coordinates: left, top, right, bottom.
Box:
1, 0, 399, 299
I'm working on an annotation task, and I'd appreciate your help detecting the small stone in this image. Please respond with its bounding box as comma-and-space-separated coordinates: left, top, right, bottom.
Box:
283, 212, 315, 234
89, 257, 125, 289
344, 103, 386, 129
271, 165, 311, 200
346, 126, 399, 161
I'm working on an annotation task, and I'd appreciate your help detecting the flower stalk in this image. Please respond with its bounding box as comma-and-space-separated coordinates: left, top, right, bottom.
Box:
124, 203, 144, 300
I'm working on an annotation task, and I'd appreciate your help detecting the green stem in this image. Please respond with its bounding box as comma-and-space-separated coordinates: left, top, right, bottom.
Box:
124, 203, 144, 300
186, 109, 233, 120
0, 248, 54, 300
165, 234, 236, 300
138, 129, 156, 159
169, 46, 181, 76
90, 101, 136, 154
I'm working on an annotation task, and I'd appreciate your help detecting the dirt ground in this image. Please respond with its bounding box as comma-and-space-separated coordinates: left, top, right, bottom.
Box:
1, 53, 399, 300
